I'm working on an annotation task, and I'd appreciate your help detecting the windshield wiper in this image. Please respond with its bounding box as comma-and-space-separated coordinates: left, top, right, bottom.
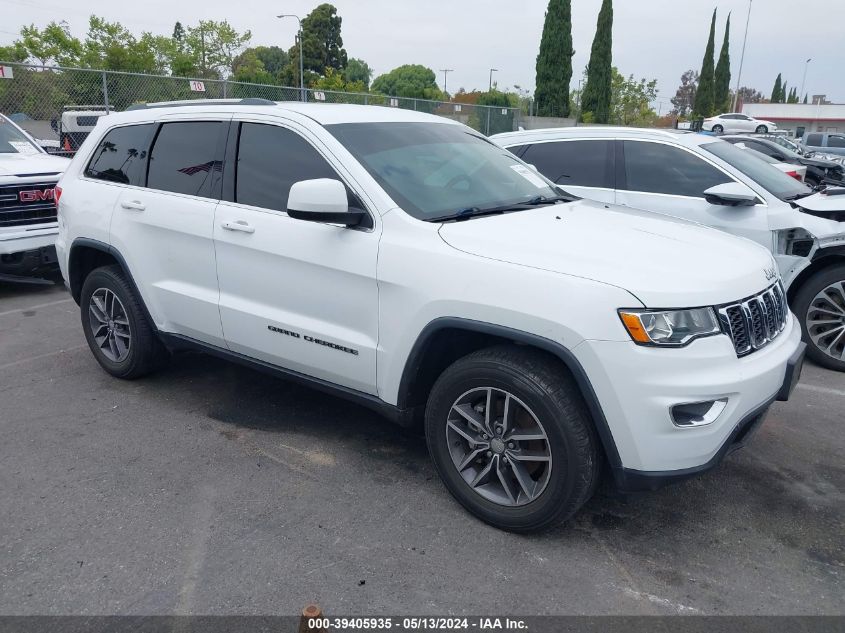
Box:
427, 195, 576, 223
785, 191, 816, 201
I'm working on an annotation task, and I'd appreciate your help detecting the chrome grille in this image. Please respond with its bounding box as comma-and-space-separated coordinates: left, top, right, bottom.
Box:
718, 283, 788, 357
0, 181, 58, 228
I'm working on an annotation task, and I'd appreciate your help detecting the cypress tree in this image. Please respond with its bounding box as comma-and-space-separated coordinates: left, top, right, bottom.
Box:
771, 73, 782, 103
693, 9, 717, 117
580, 0, 613, 123
534, 0, 574, 117
803, 93, 808, 104
781, 81, 788, 103
713, 13, 731, 112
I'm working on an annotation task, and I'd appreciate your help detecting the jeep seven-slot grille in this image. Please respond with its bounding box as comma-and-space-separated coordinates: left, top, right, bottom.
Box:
0, 181, 59, 228
718, 283, 788, 357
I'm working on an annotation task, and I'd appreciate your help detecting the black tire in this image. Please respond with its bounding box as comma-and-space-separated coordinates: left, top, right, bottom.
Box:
424, 345, 601, 532
793, 263, 845, 372
712, 124, 724, 134
80, 265, 168, 379
755, 125, 768, 134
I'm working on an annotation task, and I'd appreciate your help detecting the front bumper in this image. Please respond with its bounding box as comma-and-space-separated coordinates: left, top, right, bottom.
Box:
573, 314, 804, 489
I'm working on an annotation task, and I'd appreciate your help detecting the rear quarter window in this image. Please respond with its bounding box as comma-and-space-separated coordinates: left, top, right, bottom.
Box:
85, 124, 155, 186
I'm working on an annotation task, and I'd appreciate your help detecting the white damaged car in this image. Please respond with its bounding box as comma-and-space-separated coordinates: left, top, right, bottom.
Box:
492, 128, 845, 371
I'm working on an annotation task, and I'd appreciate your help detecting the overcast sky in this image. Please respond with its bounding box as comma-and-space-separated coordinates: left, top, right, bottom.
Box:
2, 0, 843, 106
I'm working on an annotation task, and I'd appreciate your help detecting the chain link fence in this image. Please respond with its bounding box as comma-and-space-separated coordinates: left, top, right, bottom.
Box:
0, 62, 520, 155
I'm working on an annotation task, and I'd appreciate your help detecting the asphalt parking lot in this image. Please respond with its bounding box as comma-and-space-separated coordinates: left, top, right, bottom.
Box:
1, 281, 843, 616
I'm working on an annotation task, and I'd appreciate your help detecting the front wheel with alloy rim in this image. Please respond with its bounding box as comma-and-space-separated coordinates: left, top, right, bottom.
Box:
425, 345, 601, 532
712, 124, 724, 134
80, 265, 169, 379
755, 125, 768, 133
794, 264, 845, 371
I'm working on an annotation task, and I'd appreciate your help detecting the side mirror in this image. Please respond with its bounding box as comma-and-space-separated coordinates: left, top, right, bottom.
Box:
703, 182, 758, 207
287, 178, 365, 227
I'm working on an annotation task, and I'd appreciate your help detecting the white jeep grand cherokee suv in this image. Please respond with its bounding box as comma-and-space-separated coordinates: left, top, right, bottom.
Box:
1, 113, 70, 282
56, 100, 804, 531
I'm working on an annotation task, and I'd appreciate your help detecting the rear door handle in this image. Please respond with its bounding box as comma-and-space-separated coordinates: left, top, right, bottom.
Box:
221, 220, 255, 234
120, 200, 145, 211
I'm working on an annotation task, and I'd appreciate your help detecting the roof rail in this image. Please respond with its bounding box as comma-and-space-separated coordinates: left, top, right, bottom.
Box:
125, 98, 276, 111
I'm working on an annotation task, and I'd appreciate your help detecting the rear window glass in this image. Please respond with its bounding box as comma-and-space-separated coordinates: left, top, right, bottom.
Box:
85, 124, 154, 186
519, 140, 614, 189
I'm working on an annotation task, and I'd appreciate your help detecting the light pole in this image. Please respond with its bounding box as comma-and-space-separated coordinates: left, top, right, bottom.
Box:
439, 69, 454, 96
277, 13, 305, 102
731, 0, 753, 112
800, 58, 812, 102
489, 68, 498, 92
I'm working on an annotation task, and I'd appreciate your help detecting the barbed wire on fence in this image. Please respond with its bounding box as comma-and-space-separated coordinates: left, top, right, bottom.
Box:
0, 61, 521, 142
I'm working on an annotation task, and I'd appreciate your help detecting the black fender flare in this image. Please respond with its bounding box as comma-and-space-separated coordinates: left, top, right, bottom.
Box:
397, 317, 622, 469
68, 238, 158, 330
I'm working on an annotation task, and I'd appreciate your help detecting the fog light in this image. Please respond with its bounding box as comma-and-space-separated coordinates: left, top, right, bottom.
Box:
671, 398, 728, 428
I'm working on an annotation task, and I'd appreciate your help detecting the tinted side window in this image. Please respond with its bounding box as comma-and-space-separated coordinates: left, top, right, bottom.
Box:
85, 124, 153, 186
235, 123, 343, 212
745, 140, 780, 158
520, 140, 613, 188
147, 122, 222, 197
506, 144, 530, 158
622, 141, 731, 197
805, 134, 823, 146
828, 135, 845, 148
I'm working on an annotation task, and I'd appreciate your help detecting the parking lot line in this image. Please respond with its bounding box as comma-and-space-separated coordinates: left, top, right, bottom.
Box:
797, 383, 845, 398
0, 344, 87, 371
0, 298, 73, 317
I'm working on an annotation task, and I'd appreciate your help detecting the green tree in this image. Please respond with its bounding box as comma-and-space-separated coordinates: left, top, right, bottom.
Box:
19, 21, 82, 66
311, 66, 366, 93
610, 67, 658, 126
371, 64, 442, 99
534, 0, 574, 117
770, 73, 782, 103
670, 69, 699, 117
713, 13, 731, 112
82, 16, 158, 72
580, 0, 613, 123
185, 20, 251, 78
285, 4, 347, 88
0, 41, 28, 62
468, 89, 515, 134
803, 93, 808, 104
693, 9, 717, 117
232, 49, 275, 84
343, 58, 372, 89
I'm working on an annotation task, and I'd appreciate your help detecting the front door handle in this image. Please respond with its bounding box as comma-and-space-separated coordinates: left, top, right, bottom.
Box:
221, 220, 255, 234
120, 200, 146, 211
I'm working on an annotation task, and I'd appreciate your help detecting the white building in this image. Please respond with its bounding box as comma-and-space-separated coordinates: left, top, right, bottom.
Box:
741, 103, 845, 139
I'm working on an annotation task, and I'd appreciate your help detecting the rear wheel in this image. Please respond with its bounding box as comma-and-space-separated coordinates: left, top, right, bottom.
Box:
756, 125, 768, 133
424, 346, 601, 532
793, 264, 845, 372
80, 265, 168, 379
712, 124, 724, 134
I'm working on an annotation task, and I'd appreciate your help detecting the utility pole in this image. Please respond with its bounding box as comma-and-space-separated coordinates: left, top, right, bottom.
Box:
732, 0, 753, 112
439, 69, 453, 96
277, 13, 305, 102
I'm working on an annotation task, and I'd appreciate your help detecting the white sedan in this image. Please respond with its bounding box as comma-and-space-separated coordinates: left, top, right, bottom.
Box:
703, 113, 777, 134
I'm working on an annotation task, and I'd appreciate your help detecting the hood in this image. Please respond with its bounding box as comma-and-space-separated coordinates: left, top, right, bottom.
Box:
793, 190, 845, 214
799, 155, 840, 169
0, 152, 70, 178
438, 200, 777, 307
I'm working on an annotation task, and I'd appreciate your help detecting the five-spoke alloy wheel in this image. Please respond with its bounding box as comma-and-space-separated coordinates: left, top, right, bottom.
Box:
88, 288, 132, 363
446, 387, 552, 507
425, 346, 601, 532
80, 264, 168, 379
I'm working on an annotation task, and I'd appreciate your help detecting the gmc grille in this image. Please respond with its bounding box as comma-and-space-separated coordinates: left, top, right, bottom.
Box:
0, 181, 58, 228
718, 283, 788, 357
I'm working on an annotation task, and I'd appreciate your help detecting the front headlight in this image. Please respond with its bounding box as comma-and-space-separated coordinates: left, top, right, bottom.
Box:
618, 308, 721, 347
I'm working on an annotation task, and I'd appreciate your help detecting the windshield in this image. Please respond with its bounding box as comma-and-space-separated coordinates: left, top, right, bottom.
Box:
326, 122, 562, 220
0, 115, 41, 155
701, 140, 811, 200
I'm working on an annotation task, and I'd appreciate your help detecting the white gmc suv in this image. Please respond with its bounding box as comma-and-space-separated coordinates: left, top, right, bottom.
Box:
1, 113, 70, 282
56, 100, 804, 531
